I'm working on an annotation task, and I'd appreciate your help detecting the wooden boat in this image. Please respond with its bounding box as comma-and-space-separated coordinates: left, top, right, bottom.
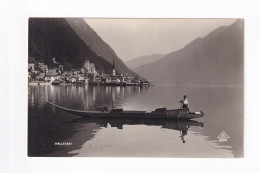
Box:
46, 101, 204, 120
51, 79, 64, 85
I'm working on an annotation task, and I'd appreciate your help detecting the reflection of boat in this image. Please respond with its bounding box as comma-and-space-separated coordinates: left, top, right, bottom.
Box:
47, 101, 204, 119
66, 117, 203, 130
65, 118, 203, 143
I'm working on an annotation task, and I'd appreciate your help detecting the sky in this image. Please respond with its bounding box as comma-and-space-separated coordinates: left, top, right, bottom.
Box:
85, 19, 236, 61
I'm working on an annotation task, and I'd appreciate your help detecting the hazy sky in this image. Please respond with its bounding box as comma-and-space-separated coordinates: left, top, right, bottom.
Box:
85, 19, 236, 61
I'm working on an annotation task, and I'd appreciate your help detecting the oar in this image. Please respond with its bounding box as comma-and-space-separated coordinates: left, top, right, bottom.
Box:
178, 104, 183, 119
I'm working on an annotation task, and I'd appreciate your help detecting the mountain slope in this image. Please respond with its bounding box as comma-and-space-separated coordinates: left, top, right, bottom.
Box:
135, 20, 244, 85
65, 18, 136, 76
125, 54, 164, 70
28, 18, 137, 76
29, 18, 113, 73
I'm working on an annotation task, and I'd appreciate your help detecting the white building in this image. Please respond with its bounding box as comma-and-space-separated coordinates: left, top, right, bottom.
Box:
84, 60, 96, 74
28, 63, 35, 70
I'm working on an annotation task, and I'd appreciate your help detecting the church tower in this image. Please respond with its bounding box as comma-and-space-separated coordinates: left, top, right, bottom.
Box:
84, 60, 90, 73
112, 59, 116, 76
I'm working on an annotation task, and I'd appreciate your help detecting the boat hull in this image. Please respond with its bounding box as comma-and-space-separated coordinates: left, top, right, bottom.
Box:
46, 101, 204, 120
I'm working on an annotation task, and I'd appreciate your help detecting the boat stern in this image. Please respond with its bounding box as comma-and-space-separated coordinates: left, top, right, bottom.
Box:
191, 111, 204, 118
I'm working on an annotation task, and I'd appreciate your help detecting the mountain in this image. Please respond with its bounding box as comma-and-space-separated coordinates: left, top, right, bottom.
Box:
28, 18, 136, 76
134, 20, 244, 85
65, 18, 136, 76
125, 54, 164, 70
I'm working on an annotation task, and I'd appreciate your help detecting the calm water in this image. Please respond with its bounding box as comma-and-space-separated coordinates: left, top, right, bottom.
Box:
28, 84, 243, 157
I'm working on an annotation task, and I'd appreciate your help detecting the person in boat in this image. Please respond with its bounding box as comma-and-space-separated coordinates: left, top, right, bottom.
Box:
179, 95, 190, 113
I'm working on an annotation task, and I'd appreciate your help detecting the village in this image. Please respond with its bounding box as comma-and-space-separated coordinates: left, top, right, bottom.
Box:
28, 59, 150, 87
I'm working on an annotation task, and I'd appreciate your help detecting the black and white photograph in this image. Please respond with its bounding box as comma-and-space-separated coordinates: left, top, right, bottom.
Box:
3, 0, 260, 173
28, 18, 243, 157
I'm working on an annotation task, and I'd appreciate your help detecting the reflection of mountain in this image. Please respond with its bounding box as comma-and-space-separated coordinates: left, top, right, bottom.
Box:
28, 103, 102, 157
185, 86, 243, 157
193, 115, 243, 157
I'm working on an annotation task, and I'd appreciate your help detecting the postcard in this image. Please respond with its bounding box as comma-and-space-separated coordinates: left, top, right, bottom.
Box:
28, 18, 243, 157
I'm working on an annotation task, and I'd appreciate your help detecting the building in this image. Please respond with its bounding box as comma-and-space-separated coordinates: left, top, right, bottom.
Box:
36, 73, 45, 81
112, 59, 116, 76
58, 65, 64, 70
44, 75, 55, 82
89, 63, 96, 74
28, 63, 35, 71
83, 60, 89, 69
94, 77, 102, 83
48, 69, 58, 76
84, 60, 96, 74
38, 63, 48, 72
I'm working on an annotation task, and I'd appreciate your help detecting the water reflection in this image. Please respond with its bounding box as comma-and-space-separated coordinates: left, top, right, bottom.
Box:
29, 84, 130, 109
28, 84, 243, 157
29, 113, 203, 157
68, 118, 203, 133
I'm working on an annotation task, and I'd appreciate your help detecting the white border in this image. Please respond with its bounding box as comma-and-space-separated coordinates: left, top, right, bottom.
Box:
1, 0, 260, 173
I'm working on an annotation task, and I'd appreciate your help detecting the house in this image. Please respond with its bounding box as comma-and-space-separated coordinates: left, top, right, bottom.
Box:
58, 65, 64, 70
48, 69, 58, 76
36, 73, 45, 81
94, 77, 102, 83
113, 78, 121, 84
38, 63, 48, 72
44, 75, 55, 82
80, 68, 85, 73
70, 77, 77, 83
106, 77, 112, 83
77, 76, 85, 81
28, 63, 35, 71
121, 76, 127, 82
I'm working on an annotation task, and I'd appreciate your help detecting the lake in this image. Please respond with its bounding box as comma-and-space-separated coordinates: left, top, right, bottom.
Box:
28, 84, 243, 157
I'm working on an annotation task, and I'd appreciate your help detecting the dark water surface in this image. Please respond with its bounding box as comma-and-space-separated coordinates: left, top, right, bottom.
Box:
28, 84, 243, 157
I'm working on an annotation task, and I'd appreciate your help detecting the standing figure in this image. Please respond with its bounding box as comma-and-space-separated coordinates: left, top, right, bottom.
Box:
179, 95, 190, 113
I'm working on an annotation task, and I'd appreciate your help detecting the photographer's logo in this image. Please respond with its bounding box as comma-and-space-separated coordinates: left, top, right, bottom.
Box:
217, 131, 230, 142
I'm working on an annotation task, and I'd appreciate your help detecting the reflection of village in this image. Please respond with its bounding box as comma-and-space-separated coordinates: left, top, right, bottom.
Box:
28, 59, 150, 87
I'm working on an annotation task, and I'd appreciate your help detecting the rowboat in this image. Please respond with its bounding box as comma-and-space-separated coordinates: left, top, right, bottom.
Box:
51, 79, 64, 85
46, 101, 204, 120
